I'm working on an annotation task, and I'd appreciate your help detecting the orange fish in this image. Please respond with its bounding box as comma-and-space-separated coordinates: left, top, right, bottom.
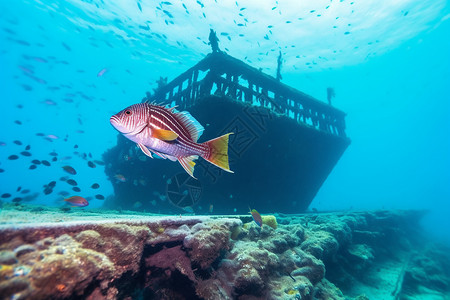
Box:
114, 174, 126, 182
64, 196, 88, 207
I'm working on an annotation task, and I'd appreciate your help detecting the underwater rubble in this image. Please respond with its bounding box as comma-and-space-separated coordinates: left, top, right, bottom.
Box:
0, 206, 449, 299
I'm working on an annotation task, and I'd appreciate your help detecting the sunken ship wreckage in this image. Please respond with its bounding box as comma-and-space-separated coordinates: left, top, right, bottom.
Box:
103, 51, 350, 214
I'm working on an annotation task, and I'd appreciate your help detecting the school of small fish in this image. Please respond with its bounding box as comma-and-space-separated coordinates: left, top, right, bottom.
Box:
0, 138, 107, 207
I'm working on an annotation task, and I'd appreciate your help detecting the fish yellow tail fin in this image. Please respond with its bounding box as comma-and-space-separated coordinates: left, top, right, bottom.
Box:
203, 133, 234, 173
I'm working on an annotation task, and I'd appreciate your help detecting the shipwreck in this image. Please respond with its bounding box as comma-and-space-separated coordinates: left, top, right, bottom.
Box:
103, 51, 350, 214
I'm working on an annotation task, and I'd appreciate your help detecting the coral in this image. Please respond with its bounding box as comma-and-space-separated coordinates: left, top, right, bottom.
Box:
261, 215, 278, 229
0, 250, 17, 265
0, 234, 115, 299
291, 248, 325, 285
183, 222, 233, 269
13, 244, 37, 258
0, 209, 442, 299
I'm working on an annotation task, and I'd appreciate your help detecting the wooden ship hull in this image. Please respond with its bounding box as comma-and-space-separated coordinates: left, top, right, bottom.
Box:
103, 52, 350, 214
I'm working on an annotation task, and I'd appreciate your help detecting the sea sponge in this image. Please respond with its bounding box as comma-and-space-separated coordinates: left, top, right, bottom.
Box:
262, 215, 278, 229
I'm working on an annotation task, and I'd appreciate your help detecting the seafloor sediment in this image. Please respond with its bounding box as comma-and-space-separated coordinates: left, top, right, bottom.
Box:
0, 205, 449, 299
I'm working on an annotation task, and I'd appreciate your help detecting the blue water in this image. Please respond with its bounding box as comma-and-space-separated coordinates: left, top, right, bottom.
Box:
1, 1, 449, 241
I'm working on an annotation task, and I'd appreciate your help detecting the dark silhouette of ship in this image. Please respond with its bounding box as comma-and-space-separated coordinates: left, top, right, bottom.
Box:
103, 51, 350, 214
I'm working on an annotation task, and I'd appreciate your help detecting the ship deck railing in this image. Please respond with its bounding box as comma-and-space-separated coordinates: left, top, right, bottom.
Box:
147, 52, 347, 138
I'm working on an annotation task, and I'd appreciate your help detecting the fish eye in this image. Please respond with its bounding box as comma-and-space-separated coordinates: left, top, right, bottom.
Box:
125, 110, 132, 115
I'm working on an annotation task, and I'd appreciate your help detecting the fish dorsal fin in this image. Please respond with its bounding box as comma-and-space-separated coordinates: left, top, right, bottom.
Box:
174, 111, 204, 142
178, 155, 199, 178
152, 128, 178, 141
138, 143, 153, 159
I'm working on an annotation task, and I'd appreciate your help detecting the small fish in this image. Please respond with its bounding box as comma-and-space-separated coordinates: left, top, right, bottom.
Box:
62, 42, 71, 51
114, 174, 127, 182
66, 179, 78, 186
110, 103, 233, 178
31, 159, 41, 164
29, 165, 37, 170
25, 145, 31, 150
13, 140, 23, 145
49, 151, 58, 156
97, 68, 108, 77
62, 166, 77, 175
72, 187, 81, 192
91, 183, 100, 189
59, 191, 70, 196
52, 157, 57, 162
14, 120, 22, 125
64, 196, 89, 207
43, 187, 53, 195
87, 161, 96, 168
249, 207, 263, 227
20, 151, 32, 157
42, 99, 57, 106
12, 197, 22, 203
95, 194, 105, 200
20, 189, 30, 194
93, 160, 105, 165
163, 10, 173, 18
137, 1, 142, 12
8, 155, 19, 160
1, 193, 11, 198
21, 84, 32, 91
48, 181, 56, 187
41, 160, 51, 166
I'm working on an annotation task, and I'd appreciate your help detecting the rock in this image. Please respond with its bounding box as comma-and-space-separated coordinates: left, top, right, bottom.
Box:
196, 278, 232, 300
234, 264, 265, 296
145, 245, 196, 282
346, 244, 374, 268
292, 249, 325, 285
313, 279, 345, 300
0, 277, 29, 297
300, 230, 339, 260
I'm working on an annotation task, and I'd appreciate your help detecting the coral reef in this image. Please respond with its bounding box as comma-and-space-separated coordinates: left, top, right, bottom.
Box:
0, 208, 449, 299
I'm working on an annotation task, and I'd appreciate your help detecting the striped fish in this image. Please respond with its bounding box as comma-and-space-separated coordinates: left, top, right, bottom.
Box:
110, 102, 233, 178
249, 207, 263, 227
